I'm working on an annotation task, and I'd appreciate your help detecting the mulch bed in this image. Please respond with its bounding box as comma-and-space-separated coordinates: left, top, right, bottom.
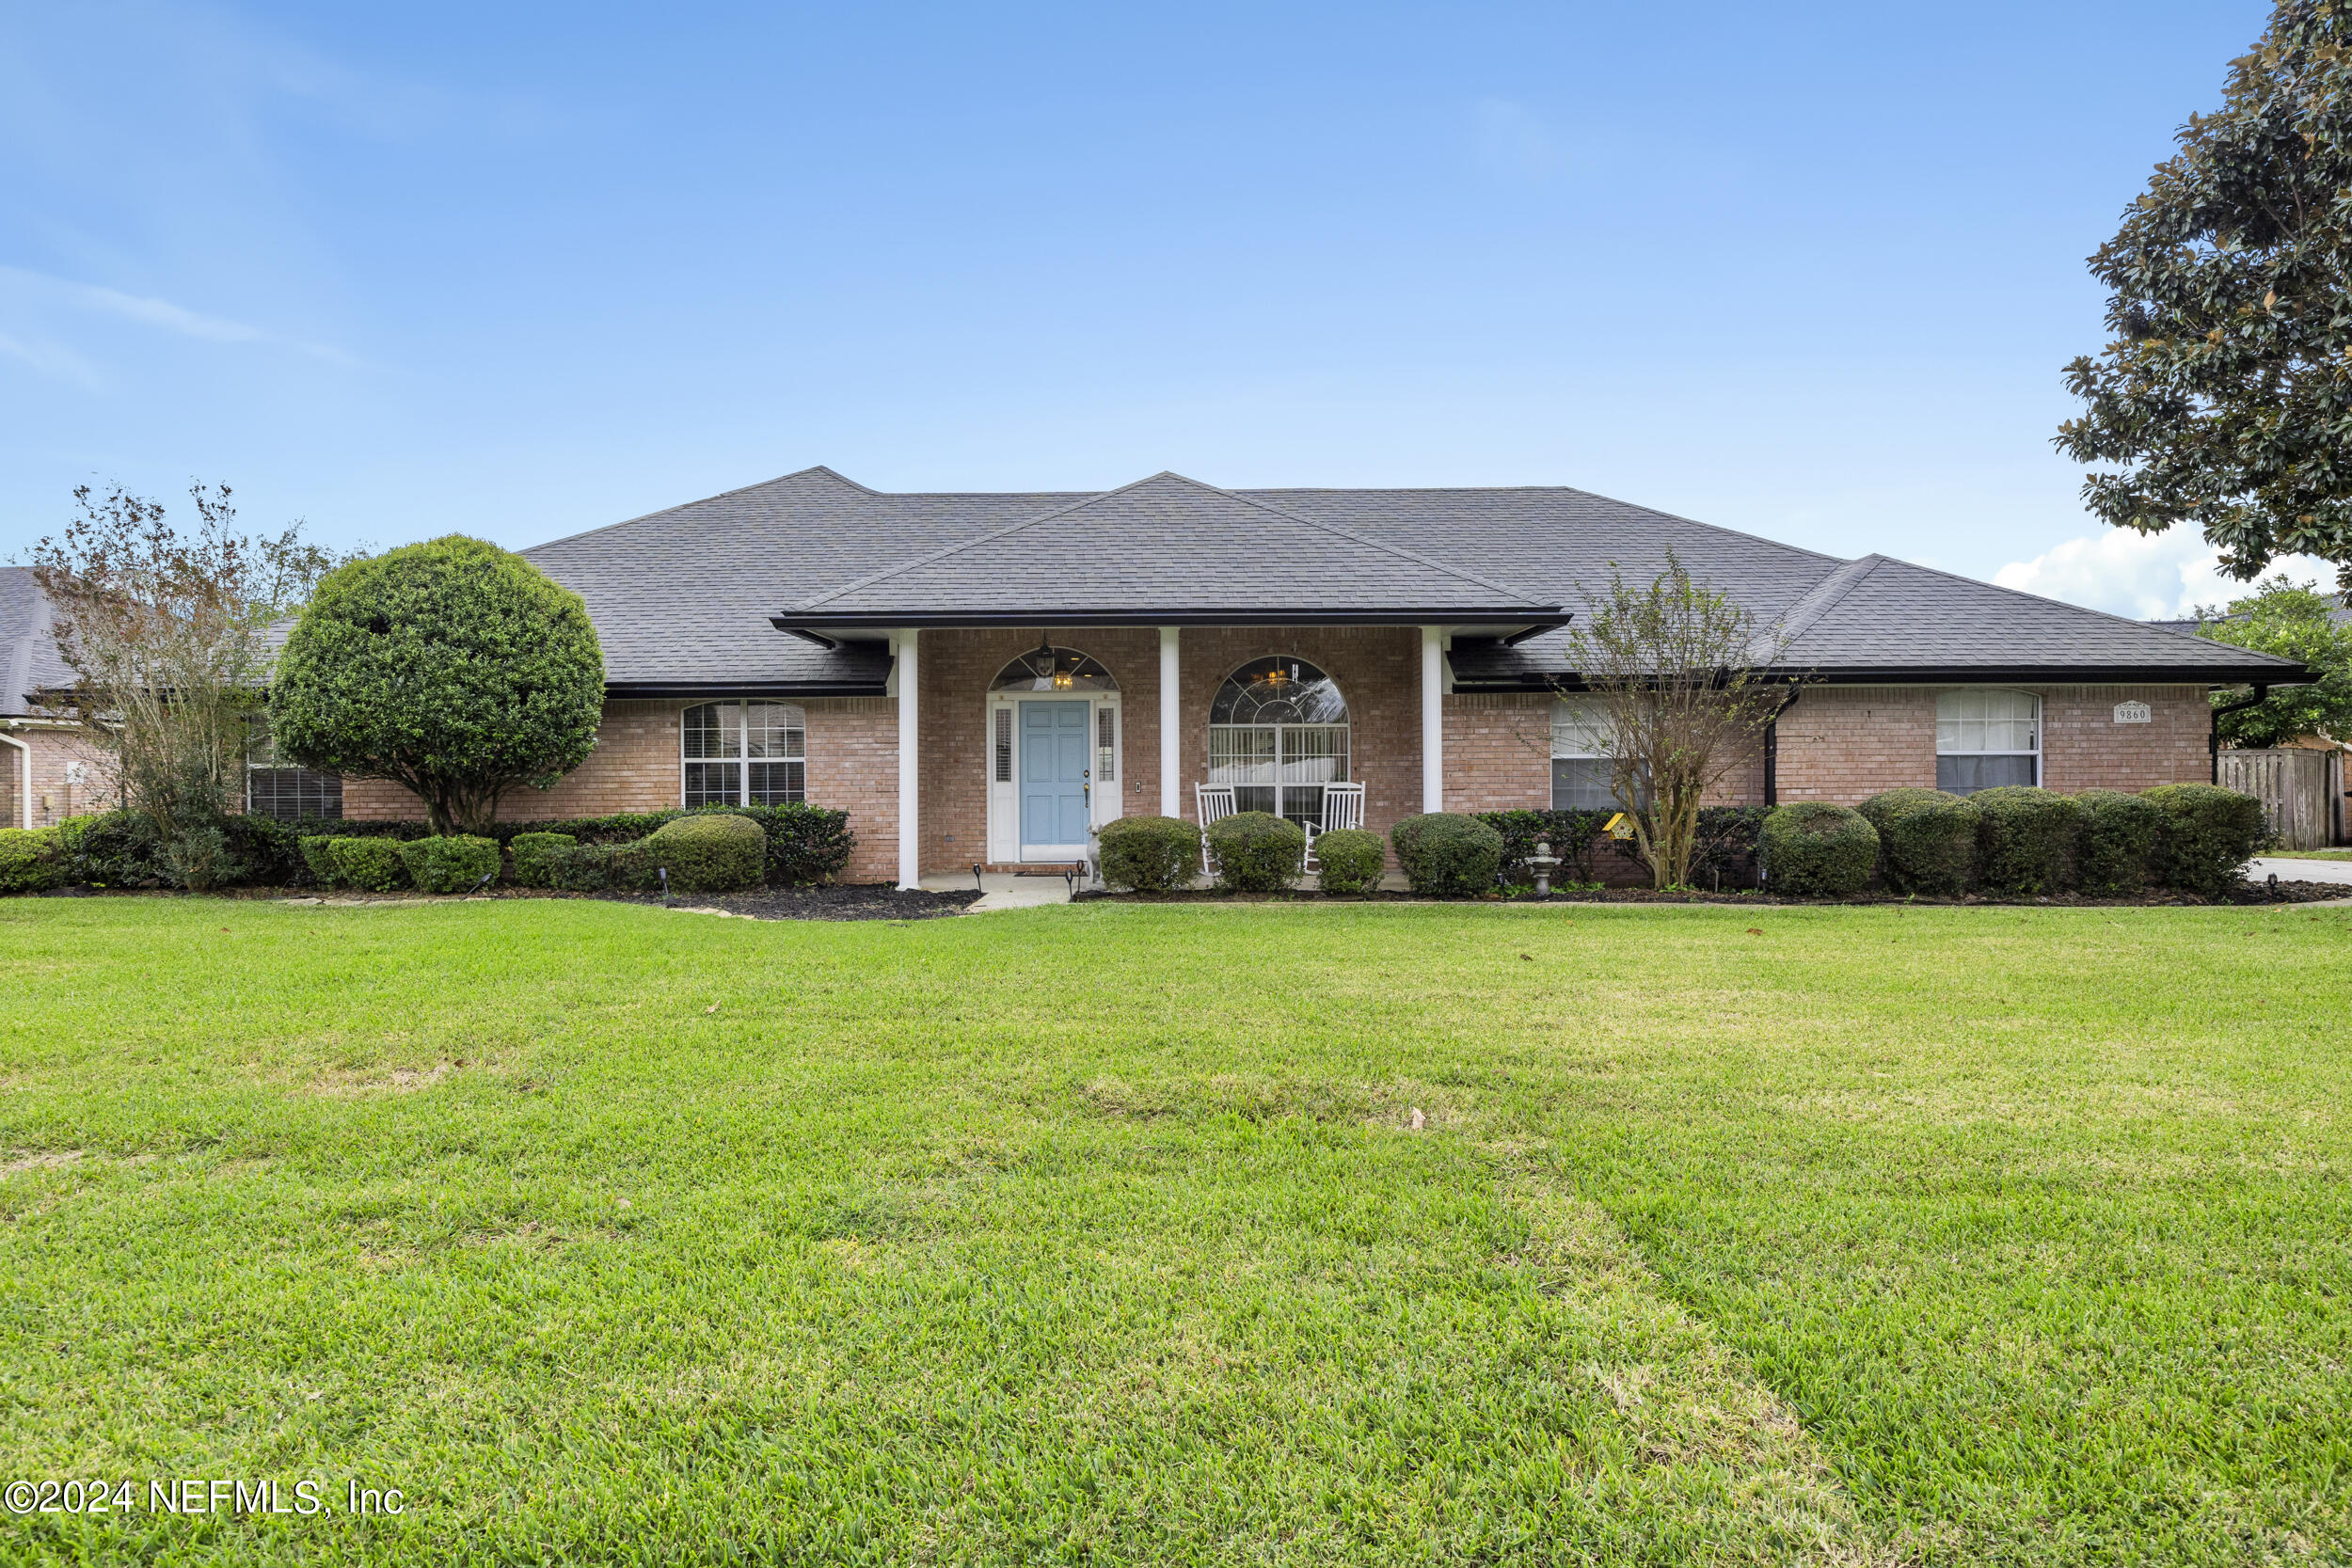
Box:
1074, 880, 2350, 908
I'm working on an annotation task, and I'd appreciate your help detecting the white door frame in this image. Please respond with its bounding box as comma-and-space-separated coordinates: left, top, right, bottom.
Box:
986, 689, 1120, 863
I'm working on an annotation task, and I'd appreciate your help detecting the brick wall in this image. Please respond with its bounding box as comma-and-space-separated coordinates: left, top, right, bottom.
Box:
2, 727, 115, 828
1441, 694, 1549, 812
1772, 683, 2212, 802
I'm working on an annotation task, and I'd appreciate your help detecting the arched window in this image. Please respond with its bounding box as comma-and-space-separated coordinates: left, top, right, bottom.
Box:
1935, 689, 2038, 793
988, 646, 1120, 692
1209, 657, 1349, 828
683, 701, 806, 806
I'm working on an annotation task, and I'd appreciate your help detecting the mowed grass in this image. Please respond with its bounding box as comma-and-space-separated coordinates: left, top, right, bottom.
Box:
0, 897, 2346, 1566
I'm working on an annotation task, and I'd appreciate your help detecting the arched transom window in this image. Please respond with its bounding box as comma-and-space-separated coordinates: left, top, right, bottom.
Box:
1935, 689, 2039, 794
683, 701, 806, 806
1208, 657, 1349, 828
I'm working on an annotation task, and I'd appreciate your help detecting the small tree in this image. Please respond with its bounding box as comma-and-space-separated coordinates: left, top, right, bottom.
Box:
2055, 1, 2352, 588
1566, 552, 1792, 889
271, 536, 604, 834
26, 483, 342, 888
2193, 576, 2352, 746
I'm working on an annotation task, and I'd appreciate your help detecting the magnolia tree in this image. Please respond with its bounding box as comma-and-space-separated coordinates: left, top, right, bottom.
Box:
2058, 1, 2352, 589
28, 484, 343, 887
1566, 551, 1793, 890
270, 536, 604, 834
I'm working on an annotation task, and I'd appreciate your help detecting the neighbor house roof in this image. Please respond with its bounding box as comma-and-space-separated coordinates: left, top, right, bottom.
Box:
522, 467, 2305, 694
0, 567, 72, 718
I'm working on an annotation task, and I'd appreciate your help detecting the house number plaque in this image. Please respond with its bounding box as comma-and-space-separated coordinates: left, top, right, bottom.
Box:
2111, 701, 2153, 724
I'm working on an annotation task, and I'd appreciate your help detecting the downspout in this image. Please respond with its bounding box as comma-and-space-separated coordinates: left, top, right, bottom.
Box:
0, 730, 26, 830
1762, 687, 1804, 807
2209, 685, 2269, 784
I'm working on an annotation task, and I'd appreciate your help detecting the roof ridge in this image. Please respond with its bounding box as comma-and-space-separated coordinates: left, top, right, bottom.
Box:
788, 470, 1555, 616
525, 466, 874, 555
1770, 555, 1880, 644
1244, 484, 1849, 568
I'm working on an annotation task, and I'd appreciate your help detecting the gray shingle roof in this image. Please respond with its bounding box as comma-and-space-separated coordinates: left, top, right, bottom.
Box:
0, 567, 72, 717
517, 468, 2305, 690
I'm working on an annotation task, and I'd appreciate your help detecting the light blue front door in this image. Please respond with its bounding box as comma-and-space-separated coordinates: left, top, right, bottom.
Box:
1020, 701, 1091, 849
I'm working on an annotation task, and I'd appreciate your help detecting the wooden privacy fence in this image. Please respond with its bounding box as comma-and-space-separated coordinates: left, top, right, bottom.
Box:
2217, 748, 2340, 850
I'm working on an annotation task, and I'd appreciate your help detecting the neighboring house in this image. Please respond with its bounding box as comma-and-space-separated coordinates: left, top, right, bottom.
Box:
327, 467, 2300, 885
10, 472, 2311, 880
0, 567, 106, 831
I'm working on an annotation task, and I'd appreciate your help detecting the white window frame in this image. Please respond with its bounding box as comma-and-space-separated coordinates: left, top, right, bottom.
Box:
681, 700, 807, 807
1934, 689, 2040, 794
1549, 697, 1633, 812
1205, 657, 1352, 831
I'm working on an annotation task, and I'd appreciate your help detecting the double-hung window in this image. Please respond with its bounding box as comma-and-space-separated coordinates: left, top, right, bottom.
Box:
245, 721, 342, 822
1550, 697, 1632, 811
682, 701, 806, 806
1935, 690, 2039, 793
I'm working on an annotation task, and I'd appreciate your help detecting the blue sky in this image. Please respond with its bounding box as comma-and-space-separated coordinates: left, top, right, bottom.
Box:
0, 0, 2320, 615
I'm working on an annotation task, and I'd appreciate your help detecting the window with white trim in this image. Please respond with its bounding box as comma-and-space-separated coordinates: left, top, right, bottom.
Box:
1550, 697, 1633, 811
1935, 689, 2039, 793
1208, 657, 1348, 830
682, 701, 806, 806
245, 721, 342, 822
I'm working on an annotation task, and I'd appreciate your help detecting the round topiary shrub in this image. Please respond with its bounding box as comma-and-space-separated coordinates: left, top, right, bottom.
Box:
1971, 786, 2084, 895
395, 833, 503, 895
642, 813, 766, 894
1099, 815, 1200, 892
2144, 783, 2272, 895
327, 836, 409, 893
2074, 789, 2166, 895
1857, 787, 1979, 895
1391, 813, 1505, 897
1312, 828, 1387, 895
1207, 811, 1305, 892
0, 828, 63, 895
1761, 802, 1878, 895
508, 832, 577, 889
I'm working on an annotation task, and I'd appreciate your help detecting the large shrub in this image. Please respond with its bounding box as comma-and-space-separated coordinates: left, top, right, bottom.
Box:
298, 835, 342, 888
1478, 809, 1613, 883
508, 832, 577, 889
1313, 828, 1387, 895
0, 828, 63, 894
395, 834, 502, 895
1972, 787, 2084, 895
1857, 788, 1979, 895
2075, 789, 2167, 896
711, 803, 855, 885
56, 811, 163, 888
544, 842, 614, 892
1207, 811, 1305, 893
2145, 784, 2271, 895
270, 535, 605, 835
1099, 816, 1200, 893
1760, 802, 1878, 895
327, 837, 409, 893
1391, 813, 1505, 897
640, 814, 766, 894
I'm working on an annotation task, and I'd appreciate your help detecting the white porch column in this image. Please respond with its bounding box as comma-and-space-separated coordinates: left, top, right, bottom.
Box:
895, 628, 920, 890
1420, 625, 1444, 815
1158, 626, 1180, 817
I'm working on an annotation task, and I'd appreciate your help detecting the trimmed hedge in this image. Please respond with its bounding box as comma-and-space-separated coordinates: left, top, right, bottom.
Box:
544, 842, 615, 892
508, 832, 576, 889
327, 837, 409, 893
639, 814, 766, 894
1207, 811, 1305, 893
2076, 790, 2167, 896
1391, 813, 1505, 897
298, 836, 342, 888
1858, 788, 1979, 895
0, 828, 63, 894
2146, 783, 2271, 896
1972, 786, 2083, 895
1761, 802, 1878, 895
1477, 809, 1613, 883
1312, 828, 1387, 895
1099, 816, 1200, 893
395, 834, 502, 895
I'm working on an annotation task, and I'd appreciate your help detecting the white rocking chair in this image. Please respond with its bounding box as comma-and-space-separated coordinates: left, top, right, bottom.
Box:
1195, 784, 1237, 878
1304, 783, 1366, 872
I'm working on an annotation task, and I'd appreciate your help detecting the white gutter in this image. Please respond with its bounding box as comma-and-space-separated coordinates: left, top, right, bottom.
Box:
0, 730, 27, 830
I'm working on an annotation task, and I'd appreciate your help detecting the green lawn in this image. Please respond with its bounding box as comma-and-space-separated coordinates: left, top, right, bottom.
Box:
2, 897, 2346, 1566
2266, 847, 2352, 861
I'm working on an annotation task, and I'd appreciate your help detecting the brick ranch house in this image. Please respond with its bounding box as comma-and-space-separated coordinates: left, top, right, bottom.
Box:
6, 470, 2305, 882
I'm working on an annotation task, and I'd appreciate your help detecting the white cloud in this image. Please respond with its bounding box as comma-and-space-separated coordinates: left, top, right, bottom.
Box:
1994, 528, 2336, 619
0, 328, 103, 389
0, 263, 355, 365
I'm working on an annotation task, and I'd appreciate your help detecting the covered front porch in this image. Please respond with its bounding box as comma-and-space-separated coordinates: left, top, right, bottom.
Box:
880, 624, 1466, 888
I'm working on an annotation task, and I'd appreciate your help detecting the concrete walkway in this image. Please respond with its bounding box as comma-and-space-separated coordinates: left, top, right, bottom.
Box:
919, 870, 1076, 912
2249, 854, 2352, 885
